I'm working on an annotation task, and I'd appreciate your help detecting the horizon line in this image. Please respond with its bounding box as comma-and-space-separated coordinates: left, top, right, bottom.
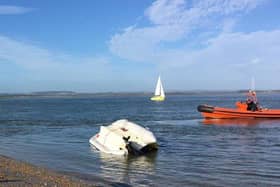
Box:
1, 89, 280, 95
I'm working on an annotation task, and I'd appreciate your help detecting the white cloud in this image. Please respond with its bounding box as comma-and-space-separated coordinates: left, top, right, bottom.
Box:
161, 30, 280, 70
0, 5, 33, 15
0, 35, 161, 92
0, 35, 112, 83
195, 0, 264, 15
145, 0, 186, 25
0, 36, 54, 69
251, 57, 261, 64
108, 0, 280, 90
109, 0, 266, 64
159, 30, 280, 90
0, 35, 156, 92
1, 0, 276, 91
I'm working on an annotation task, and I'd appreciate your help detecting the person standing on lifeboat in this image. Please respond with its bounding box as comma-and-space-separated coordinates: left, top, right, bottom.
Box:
246, 90, 258, 111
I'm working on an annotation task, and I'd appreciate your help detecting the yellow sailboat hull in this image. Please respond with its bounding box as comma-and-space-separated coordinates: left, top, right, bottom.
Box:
150, 96, 165, 101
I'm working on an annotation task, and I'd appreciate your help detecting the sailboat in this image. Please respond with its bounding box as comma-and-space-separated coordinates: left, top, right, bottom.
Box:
150, 76, 165, 101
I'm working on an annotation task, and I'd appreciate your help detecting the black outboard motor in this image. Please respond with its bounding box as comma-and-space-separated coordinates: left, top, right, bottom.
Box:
197, 105, 214, 113
123, 136, 143, 156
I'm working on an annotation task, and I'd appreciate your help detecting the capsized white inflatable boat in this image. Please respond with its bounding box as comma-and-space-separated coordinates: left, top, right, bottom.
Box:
89, 119, 158, 155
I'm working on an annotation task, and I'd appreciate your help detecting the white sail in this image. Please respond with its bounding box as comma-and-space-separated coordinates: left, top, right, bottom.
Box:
160, 81, 165, 97
153, 76, 165, 97
154, 76, 162, 96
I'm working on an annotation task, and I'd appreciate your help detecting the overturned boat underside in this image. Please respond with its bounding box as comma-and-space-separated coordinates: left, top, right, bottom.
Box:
89, 119, 158, 156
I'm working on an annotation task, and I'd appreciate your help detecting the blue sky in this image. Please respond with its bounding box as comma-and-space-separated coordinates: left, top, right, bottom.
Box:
0, 0, 280, 92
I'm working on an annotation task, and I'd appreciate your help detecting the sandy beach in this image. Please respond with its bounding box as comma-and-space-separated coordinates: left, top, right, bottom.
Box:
0, 155, 95, 187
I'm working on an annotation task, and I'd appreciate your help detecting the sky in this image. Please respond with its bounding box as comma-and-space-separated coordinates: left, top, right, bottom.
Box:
0, 0, 280, 93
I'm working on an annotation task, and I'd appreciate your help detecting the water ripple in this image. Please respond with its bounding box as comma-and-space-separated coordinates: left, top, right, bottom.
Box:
1, 94, 280, 186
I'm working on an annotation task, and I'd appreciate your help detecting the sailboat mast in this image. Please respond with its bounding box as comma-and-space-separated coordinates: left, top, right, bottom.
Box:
251, 76, 255, 91
160, 79, 165, 97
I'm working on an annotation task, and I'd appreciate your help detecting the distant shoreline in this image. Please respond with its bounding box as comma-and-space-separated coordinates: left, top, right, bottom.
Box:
1, 90, 280, 99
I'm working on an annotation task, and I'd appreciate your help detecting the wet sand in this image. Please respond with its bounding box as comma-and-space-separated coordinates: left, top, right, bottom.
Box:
0, 155, 95, 187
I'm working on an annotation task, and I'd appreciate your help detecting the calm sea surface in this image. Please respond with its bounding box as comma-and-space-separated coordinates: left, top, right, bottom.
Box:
1, 93, 280, 186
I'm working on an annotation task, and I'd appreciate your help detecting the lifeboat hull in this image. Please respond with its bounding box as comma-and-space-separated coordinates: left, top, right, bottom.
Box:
197, 104, 280, 119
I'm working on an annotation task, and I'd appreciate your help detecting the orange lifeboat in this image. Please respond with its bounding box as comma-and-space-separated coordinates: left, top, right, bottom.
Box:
197, 101, 280, 119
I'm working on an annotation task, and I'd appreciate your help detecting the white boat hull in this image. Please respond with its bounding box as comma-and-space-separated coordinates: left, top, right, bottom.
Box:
89, 119, 158, 155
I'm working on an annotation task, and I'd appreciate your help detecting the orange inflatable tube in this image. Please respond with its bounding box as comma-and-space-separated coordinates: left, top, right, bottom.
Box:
197, 102, 280, 119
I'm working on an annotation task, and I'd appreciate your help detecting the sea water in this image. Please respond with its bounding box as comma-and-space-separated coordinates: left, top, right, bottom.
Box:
1, 93, 280, 186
